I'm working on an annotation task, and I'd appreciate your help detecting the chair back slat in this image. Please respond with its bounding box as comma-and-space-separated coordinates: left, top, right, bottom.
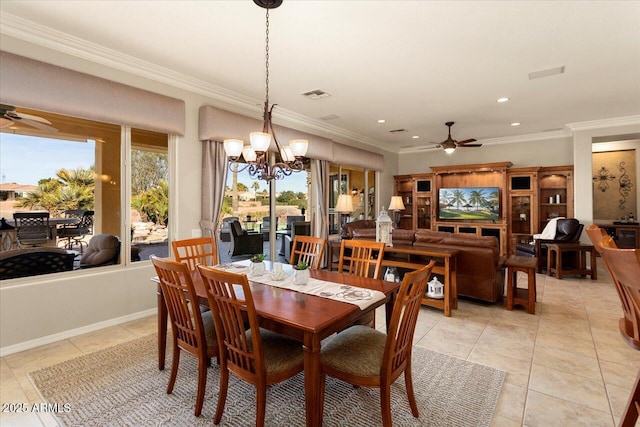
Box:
152, 257, 207, 354
197, 265, 266, 379
598, 235, 640, 349
338, 239, 385, 279
290, 235, 326, 269
383, 260, 435, 378
172, 237, 219, 270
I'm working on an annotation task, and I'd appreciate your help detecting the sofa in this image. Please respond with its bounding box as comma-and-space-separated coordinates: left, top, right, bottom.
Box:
340, 220, 506, 303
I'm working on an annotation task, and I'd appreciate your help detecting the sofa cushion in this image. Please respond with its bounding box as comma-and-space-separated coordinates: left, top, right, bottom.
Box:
341, 220, 376, 239
351, 228, 376, 240
392, 229, 416, 246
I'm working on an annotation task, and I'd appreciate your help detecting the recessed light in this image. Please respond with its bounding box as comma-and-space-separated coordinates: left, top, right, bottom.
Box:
497, 97, 510, 103
510, 122, 521, 126
412, 135, 419, 139
377, 119, 386, 124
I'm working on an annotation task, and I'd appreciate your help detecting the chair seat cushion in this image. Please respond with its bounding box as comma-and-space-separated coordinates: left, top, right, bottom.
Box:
246, 328, 304, 375
201, 310, 218, 349
321, 325, 387, 377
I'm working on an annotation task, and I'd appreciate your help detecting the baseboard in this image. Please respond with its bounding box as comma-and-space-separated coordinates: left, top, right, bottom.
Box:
0, 308, 157, 357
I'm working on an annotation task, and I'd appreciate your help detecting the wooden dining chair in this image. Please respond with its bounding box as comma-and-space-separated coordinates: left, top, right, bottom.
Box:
319, 260, 436, 427
289, 235, 326, 269
196, 265, 304, 427
339, 239, 385, 327
151, 256, 219, 417
338, 239, 385, 278
172, 236, 219, 269
597, 235, 640, 427
597, 235, 640, 350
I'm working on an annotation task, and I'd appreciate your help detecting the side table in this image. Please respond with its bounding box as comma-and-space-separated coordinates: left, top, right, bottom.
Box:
506, 256, 537, 314
546, 243, 597, 280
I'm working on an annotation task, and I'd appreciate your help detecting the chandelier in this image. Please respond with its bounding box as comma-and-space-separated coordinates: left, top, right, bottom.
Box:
223, 0, 308, 181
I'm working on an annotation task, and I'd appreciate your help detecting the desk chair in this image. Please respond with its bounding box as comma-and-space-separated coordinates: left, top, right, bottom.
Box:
13, 212, 50, 247
319, 261, 436, 427
151, 257, 219, 417
197, 265, 304, 427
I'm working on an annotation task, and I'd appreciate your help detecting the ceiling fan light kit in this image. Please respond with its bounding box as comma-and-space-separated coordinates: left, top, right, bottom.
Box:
430, 121, 481, 154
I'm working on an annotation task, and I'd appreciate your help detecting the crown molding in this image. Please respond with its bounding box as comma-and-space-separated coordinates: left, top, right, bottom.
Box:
566, 115, 640, 131
0, 12, 389, 152
399, 129, 572, 154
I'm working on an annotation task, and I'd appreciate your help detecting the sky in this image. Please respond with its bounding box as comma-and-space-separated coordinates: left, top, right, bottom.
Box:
0, 133, 95, 185
0, 132, 308, 193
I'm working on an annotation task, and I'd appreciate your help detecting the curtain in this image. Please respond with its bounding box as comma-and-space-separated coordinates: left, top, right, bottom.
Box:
200, 140, 228, 240
312, 159, 330, 267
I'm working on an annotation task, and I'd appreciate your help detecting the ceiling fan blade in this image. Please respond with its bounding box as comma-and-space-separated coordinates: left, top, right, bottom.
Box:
15, 117, 59, 132
456, 138, 477, 145
14, 112, 53, 124
458, 143, 482, 148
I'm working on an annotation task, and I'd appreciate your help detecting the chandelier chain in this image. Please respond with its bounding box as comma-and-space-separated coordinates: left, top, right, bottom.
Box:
265, 8, 270, 106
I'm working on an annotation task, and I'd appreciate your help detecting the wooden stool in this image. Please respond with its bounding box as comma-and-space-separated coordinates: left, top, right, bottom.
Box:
506, 256, 537, 315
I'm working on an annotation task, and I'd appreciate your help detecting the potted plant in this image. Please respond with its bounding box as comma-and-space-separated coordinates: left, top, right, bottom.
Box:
249, 253, 266, 276
292, 261, 310, 285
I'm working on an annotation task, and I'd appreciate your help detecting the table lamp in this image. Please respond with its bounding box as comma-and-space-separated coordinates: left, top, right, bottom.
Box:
335, 194, 354, 227
388, 195, 405, 228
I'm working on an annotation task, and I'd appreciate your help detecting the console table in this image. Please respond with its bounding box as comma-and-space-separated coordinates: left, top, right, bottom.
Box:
328, 240, 459, 316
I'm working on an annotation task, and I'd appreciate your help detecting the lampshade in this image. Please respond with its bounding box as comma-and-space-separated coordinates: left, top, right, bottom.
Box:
250, 132, 271, 152
280, 146, 295, 162
335, 194, 354, 213
223, 139, 244, 159
289, 139, 309, 157
242, 145, 257, 162
388, 196, 405, 211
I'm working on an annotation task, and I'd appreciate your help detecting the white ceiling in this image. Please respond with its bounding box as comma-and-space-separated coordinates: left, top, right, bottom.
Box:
1, 1, 639, 153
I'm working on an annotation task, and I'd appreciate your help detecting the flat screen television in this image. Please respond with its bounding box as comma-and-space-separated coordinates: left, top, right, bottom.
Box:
438, 187, 500, 221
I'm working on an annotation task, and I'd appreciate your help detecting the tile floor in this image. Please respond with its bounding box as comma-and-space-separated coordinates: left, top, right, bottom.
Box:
1, 258, 638, 426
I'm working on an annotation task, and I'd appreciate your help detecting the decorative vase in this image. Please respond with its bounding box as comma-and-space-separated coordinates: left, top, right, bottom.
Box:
249, 261, 265, 276
292, 268, 310, 285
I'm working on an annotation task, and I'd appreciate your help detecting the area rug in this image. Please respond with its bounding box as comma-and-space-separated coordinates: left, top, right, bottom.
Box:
29, 334, 505, 426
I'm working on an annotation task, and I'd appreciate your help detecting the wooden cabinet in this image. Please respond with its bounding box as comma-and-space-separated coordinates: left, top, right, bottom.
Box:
394, 175, 414, 230
538, 166, 573, 232
507, 168, 539, 255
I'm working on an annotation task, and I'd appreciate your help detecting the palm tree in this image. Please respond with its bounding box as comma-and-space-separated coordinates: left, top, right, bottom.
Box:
251, 181, 260, 200
451, 189, 467, 210
469, 189, 486, 211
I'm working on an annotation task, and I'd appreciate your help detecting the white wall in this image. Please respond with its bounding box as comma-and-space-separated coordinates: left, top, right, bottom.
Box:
399, 136, 574, 174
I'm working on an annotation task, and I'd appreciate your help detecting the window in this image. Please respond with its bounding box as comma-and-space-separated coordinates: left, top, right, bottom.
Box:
0, 107, 171, 278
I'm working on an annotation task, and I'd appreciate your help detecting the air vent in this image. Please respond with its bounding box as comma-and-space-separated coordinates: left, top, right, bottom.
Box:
389, 128, 407, 133
529, 66, 565, 80
302, 89, 331, 100
319, 114, 339, 121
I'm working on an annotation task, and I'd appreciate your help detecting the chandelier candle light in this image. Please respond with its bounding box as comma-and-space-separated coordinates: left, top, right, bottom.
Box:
223, 0, 308, 181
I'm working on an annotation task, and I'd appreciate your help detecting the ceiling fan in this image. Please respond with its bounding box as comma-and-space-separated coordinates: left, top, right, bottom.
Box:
0, 104, 58, 132
430, 121, 481, 154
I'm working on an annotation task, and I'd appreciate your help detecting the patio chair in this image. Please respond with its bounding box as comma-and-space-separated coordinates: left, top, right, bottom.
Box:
219, 216, 239, 243
13, 212, 50, 247
319, 261, 436, 427
230, 220, 263, 257
260, 216, 278, 241
57, 209, 94, 253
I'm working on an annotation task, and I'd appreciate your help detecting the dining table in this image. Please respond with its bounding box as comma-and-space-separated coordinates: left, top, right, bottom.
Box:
152, 261, 401, 427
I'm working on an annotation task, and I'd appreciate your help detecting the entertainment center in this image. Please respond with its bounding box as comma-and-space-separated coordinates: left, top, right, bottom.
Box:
394, 162, 574, 256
